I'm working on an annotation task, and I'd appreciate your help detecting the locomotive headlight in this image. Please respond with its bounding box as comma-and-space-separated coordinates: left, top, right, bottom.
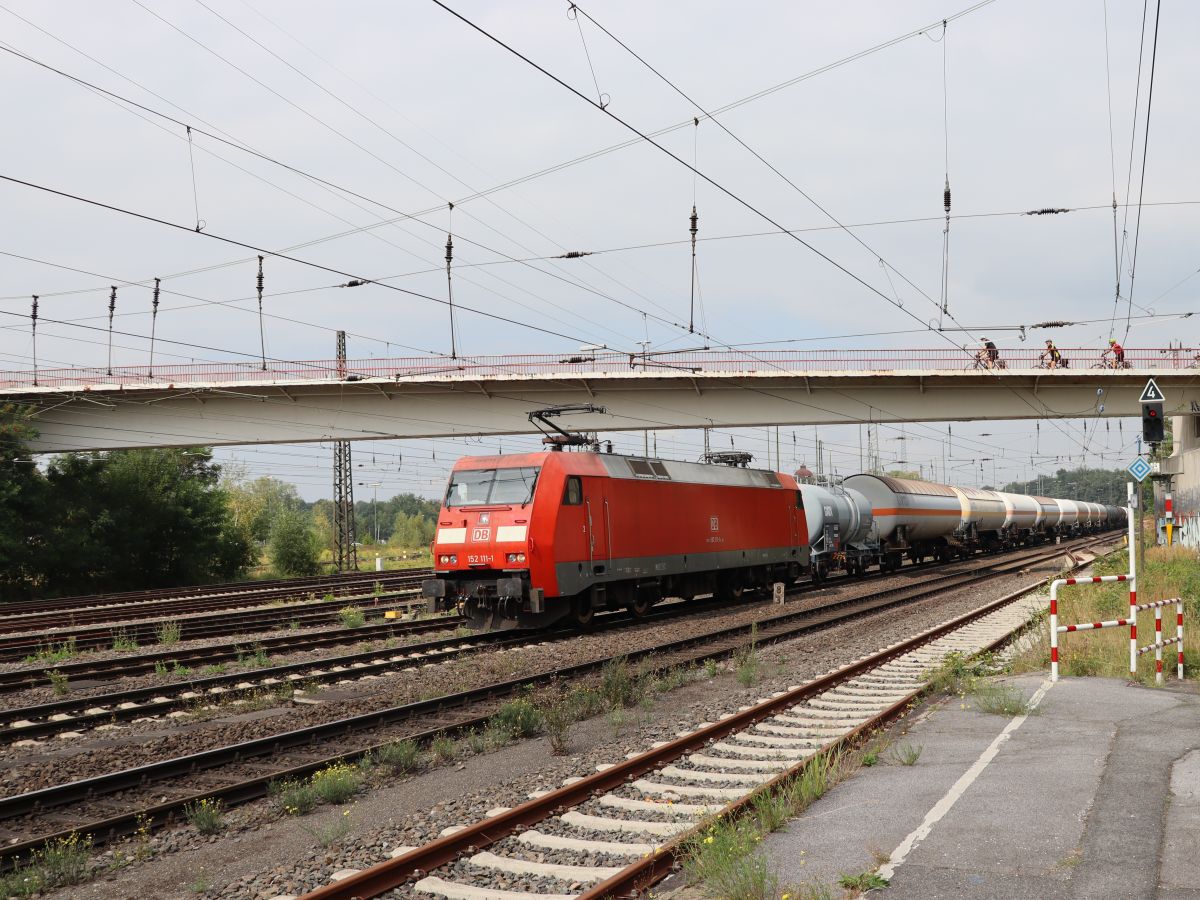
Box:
506, 552, 527, 564
439, 554, 457, 565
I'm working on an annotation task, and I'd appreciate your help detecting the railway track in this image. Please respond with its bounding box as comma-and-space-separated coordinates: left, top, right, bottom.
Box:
0, 568, 432, 619
0, 588, 426, 661
0, 614, 466, 695
0, 536, 1111, 872
0, 572, 430, 638
304, 559, 1084, 900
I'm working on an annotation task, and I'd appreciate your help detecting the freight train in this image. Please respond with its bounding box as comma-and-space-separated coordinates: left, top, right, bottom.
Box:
422, 450, 1125, 629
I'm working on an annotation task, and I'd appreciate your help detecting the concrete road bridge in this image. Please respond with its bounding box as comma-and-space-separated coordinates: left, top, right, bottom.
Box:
3, 348, 1198, 452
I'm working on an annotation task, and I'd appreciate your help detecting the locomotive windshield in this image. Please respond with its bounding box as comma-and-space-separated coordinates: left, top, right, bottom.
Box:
445, 466, 540, 507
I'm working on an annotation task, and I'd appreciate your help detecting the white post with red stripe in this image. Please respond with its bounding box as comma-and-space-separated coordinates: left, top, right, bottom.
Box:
1178, 600, 1185, 680
1155, 606, 1163, 684
1128, 483, 1137, 677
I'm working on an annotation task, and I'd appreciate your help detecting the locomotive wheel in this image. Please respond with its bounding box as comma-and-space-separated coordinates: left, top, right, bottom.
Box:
715, 576, 745, 602
572, 595, 595, 627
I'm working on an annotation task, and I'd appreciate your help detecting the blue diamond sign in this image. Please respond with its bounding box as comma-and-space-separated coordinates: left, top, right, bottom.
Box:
1128, 457, 1152, 482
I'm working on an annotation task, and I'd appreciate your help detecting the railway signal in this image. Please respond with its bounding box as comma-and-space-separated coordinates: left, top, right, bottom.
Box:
1139, 379, 1166, 444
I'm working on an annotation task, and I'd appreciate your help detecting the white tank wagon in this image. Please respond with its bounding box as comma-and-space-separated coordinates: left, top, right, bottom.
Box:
798, 482, 876, 583
952, 486, 1008, 549
841, 474, 963, 571
1033, 496, 1063, 536
996, 491, 1042, 544
1055, 499, 1082, 534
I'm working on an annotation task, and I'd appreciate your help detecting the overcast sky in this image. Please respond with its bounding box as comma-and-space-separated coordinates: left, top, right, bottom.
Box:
2, 0, 1194, 499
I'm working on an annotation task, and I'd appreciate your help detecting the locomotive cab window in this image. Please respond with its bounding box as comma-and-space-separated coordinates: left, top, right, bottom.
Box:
563, 476, 582, 506
445, 466, 540, 507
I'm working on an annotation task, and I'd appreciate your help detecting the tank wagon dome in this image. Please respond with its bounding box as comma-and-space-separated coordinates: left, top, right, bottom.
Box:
794, 466, 815, 483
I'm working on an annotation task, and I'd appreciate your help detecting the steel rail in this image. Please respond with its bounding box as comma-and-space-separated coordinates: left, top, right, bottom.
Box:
0, 536, 1110, 869
0, 571, 410, 619
0, 569, 430, 619
0, 615, 464, 694
305, 540, 1110, 900
0, 574, 428, 636
0, 590, 425, 660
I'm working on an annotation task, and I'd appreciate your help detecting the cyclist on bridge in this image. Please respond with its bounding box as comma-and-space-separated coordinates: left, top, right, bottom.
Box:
1044, 339, 1062, 369
1108, 338, 1125, 368
980, 337, 999, 368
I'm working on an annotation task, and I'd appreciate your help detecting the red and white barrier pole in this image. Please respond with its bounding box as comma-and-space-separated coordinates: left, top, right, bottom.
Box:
1050, 579, 1059, 681
1155, 606, 1164, 685
1178, 600, 1185, 681
1128, 485, 1137, 677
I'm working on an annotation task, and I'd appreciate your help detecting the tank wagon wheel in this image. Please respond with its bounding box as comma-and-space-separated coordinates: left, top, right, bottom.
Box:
810, 563, 827, 586
626, 593, 652, 617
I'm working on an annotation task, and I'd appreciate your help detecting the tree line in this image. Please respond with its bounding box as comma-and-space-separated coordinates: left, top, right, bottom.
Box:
1, 405, 439, 598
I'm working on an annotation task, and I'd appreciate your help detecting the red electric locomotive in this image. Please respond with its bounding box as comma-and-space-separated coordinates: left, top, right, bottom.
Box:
423, 451, 810, 629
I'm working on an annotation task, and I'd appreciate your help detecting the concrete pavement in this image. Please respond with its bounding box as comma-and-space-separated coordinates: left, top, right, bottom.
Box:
759, 674, 1200, 899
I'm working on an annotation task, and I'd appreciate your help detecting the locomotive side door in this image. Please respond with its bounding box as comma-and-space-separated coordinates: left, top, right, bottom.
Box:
583, 478, 611, 574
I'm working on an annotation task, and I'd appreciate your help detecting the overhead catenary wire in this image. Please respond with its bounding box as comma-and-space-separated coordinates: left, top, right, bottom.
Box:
1101, 1, 1120, 323
1111, 0, 1150, 340
0, 173, 609, 350
432, 0, 1100, 459
1123, 0, 1163, 342
0, 44, 662, 349
569, 1, 947, 318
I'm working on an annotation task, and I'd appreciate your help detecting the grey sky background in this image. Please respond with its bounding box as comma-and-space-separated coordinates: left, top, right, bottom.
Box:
1, 0, 1195, 499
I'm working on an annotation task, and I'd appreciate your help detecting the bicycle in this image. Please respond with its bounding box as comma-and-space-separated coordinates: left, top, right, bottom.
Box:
1090, 350, 1131, 370
967, 350, 1007, 371
1035, 351, 1068, 370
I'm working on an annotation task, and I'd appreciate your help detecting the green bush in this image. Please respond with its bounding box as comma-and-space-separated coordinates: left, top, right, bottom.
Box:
310, 762, 361, 804
269, 508, 322, 577
375, 740, 419, 774
183, 798, 225, 835
490, 698, 545, 738
271, 779, 318, 816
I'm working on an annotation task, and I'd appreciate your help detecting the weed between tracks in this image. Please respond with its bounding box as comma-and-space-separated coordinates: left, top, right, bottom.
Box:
111, 628, 138, 652
0, 832, 93, 897
23, 637, 77, 665
183, 798, 225, 835
156, 620, 182, 646
44, 669, 69, 696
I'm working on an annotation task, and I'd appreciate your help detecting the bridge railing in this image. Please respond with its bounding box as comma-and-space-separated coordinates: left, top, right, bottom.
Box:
3, 347, 1197, 390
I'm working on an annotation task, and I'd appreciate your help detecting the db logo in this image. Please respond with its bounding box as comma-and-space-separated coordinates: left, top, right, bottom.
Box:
471, 528, 491, 542
710, 516, 720, 532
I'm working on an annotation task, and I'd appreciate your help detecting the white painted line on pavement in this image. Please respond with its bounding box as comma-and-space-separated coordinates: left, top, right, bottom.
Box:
877, 678, 1054, 882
